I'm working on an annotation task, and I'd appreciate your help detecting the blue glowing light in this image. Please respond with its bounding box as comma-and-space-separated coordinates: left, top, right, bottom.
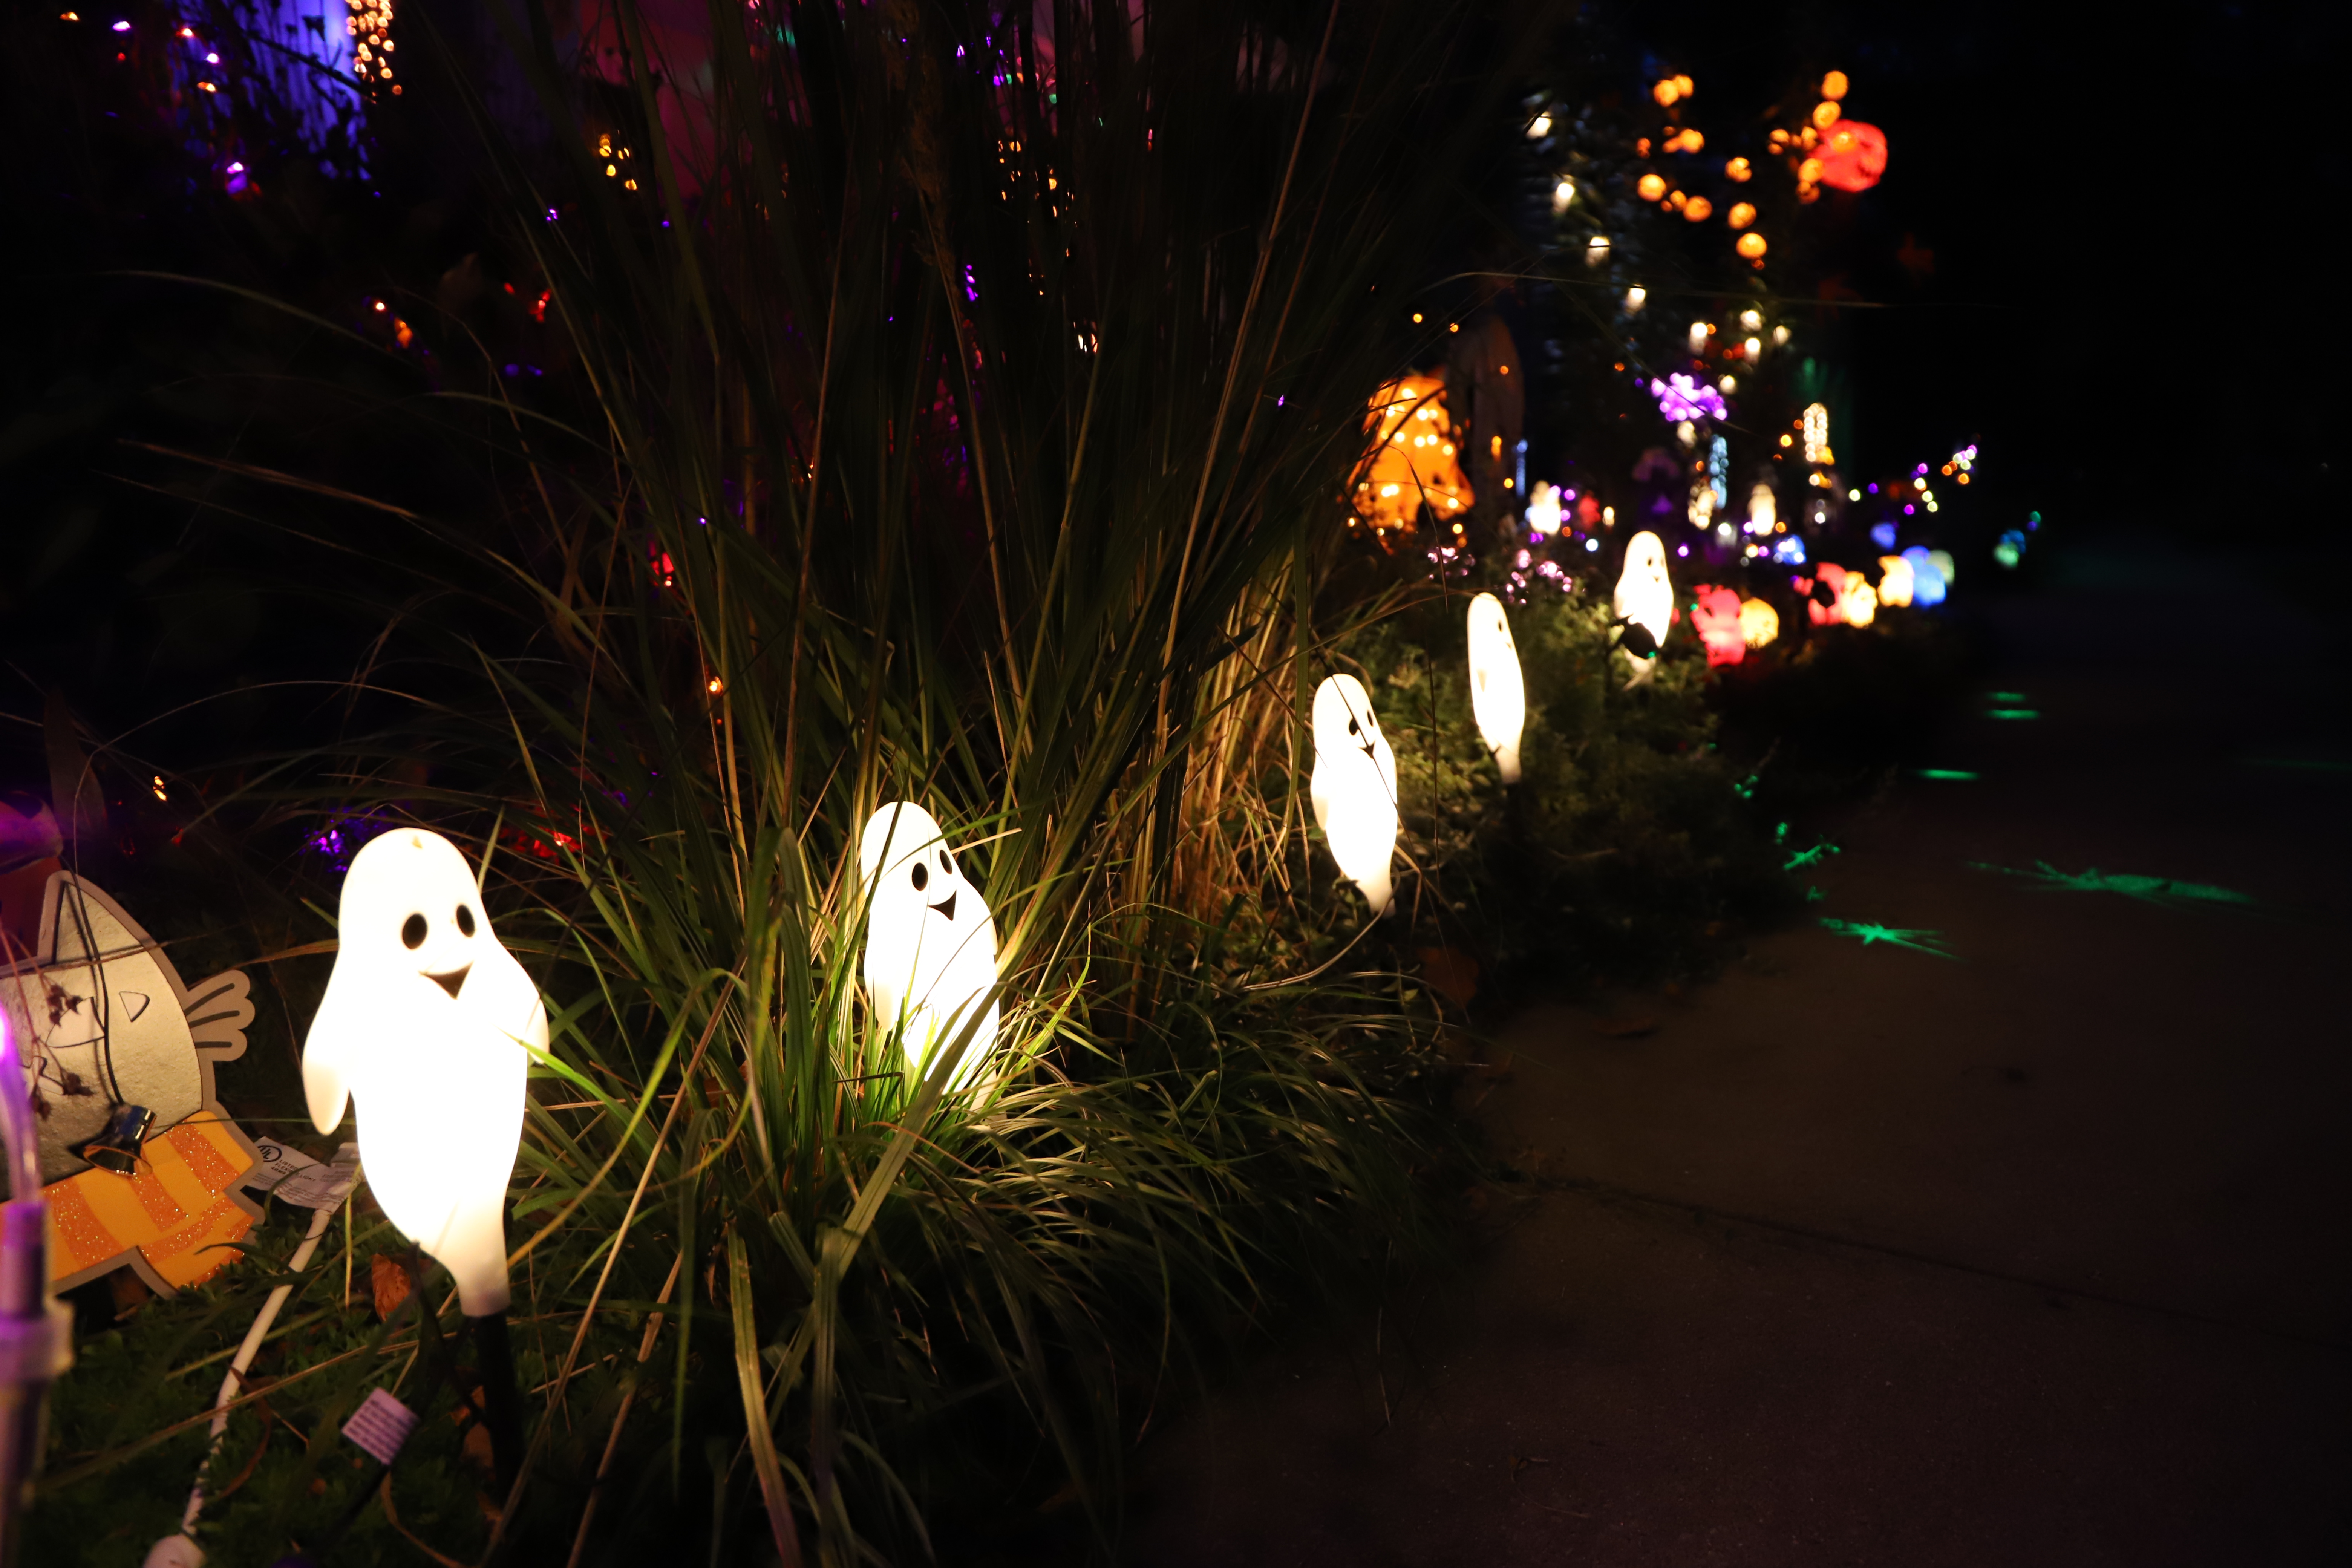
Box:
1870, 522, 1896, 550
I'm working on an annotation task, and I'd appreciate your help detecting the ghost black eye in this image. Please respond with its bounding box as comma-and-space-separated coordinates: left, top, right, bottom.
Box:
456, 904, 477, 937
939, 850, 952, 873
1348, 718, 1360, 735
911, 861, 929, 891
401, 913, 428, 949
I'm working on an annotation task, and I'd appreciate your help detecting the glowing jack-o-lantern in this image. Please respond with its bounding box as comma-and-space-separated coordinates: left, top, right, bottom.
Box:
1738, 596, 1781, 649
1352, 376, 1473, 535
1736, 233, 1768, 261
1817, 121, 1888, 192
1613, 531, 1675, 684
1637, 172, 1667, 202
1465, 594, 1527, 782
1876, 554, 1916, 608
1689, 585, 1746, 666
1309, 675, 1400, 915
305, 830, 543, 1317
859, 804, 1001, 1092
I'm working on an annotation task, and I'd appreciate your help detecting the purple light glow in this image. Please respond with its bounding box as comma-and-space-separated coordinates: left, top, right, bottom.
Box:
113, 20, 131, 32
1649, 373, 1727, 423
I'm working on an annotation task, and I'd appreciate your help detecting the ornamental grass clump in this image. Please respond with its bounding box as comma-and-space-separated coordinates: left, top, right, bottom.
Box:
28, 3, 1504, 1563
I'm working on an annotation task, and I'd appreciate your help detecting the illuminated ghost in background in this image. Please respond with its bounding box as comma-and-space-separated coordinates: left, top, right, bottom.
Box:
305, 829, 543, 1317
1309, 675, 1400, 916
858, 803, 1000, 1093
1612, 530, 1675, 686
1465, 593, 1527, 782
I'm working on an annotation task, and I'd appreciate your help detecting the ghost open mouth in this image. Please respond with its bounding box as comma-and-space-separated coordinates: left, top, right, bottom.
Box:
928, 892, 958, 922
424, 965, 472, 999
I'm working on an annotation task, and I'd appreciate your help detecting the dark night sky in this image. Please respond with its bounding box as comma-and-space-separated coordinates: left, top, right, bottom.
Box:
1624, 0, 2338, 538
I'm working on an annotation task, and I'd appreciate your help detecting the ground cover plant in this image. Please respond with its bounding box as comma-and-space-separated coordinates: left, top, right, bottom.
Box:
16, 3, 1522, 1563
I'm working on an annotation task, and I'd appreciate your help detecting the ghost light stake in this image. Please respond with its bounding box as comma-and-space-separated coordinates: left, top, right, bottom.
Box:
1612, 530, 1674, 688
303, 829, 545, 1495
1309, 675, 1401, 917
858, 804, 1002, 1094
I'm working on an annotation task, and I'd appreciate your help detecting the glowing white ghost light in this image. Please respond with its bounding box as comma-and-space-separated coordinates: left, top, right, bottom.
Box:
1613, 531, 1675, 686
1524, 480, 1563, 536
304, 830, 542, 1317
1465, 594, 1527, 784
1309, 675, 1400, 916
857, 804, 1000, 1092
1746, 483, 1778, 534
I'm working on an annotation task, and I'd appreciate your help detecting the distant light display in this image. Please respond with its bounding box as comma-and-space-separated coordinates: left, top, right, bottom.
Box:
1651, 373, 1726, 423
1352, 376, 1473, 535
347, 0, 396, 93
1690, 585, 1747, 666
1801, 402, 1832, 465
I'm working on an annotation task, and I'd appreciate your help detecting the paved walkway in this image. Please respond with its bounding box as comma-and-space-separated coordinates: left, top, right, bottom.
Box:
1119, 537, 2352, 1566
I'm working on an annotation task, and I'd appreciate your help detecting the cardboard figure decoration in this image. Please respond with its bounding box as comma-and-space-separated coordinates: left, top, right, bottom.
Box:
1465, 593, 1527, 783
1309, 675, 1400, 916
858, 803, 1001, 1093
1, 873, 262, 1294
1612, 531, 1675, 686
305, 829, 543, 1317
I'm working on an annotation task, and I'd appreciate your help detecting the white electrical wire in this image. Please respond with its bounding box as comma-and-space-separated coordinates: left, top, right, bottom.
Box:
147, 1164, 354, 1568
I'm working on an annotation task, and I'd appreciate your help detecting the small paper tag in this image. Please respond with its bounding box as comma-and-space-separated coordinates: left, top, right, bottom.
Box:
252, 1140, 362, 1211
342, 1387, 418, 1466
242, 1137, 318, 1193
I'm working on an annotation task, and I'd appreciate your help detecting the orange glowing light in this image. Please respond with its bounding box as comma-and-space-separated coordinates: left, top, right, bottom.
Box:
1653, 79, 1680, 107
1816, 121, 1889, 192
1352, 376, 1475, 535
1821, 70, 1850, 101
1736, 233, 1768, 260
1637, 172, 1668, 201
1812, 101, 1842, 129
1684, 196, 1713, 222
1726, 156, 1753, 182
1727, 201, 1757, 229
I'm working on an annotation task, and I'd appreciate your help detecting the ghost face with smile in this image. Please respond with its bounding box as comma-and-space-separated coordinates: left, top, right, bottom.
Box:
304, 829, 542, 1316
858, 803, 1000, 1092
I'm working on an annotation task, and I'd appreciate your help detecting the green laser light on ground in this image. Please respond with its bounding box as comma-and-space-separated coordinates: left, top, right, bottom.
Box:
1973, 862, 2256, 910
1916, 769, 1980, 781
1984, 709, 2040, 721
1819, 917, 1956, 958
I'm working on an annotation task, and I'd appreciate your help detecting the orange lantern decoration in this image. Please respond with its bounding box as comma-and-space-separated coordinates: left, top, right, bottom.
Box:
1653, 78, 1681, 107
1690, 585, 1747, 667
1736, 233, 1768, 260
1738, 597, 1781, 649
1727, 201, 1756, 229
1637, 172, 1668, 202
1351, 375, 1473, 536
1812, 101, 1842, 129
1820, 70, 1849, 101
1684, 195, 1713, 222
1797, 156, 1824, 185
1817, 121, 1888, 192
1726, 156, 1752, 182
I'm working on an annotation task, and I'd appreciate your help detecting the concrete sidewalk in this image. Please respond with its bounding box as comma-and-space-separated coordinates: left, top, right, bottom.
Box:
1118, 541, 2352, 1566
